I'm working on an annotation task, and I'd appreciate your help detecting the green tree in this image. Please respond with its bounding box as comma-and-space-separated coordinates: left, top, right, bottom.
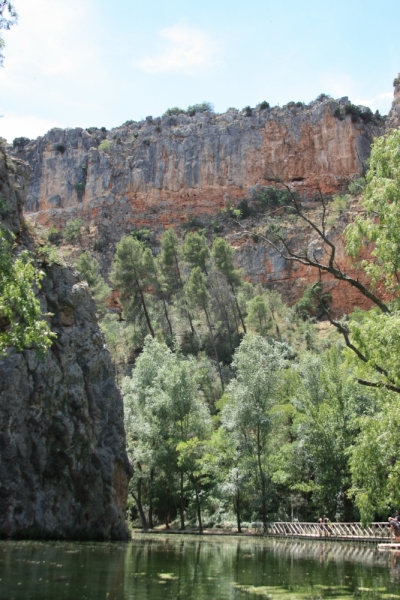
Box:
0, 1, 17, 66
0, 228, 55, 357
183, 231, 210, 274
222, 334, 288, 528
246, 295, 271, 337
212, 237, 247, 333
75, 251, 111, 317
123, 337, 211, 531
292, 346, 371, 520
64, 218, 84, 244
349, 390, 400, 524
185, 267, 224, 389
111, 236, 155, 337
159, 229, 194, 332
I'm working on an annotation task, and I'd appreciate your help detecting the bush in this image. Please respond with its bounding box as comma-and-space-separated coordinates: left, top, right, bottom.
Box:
12, 137, 30, 150
394, 77, 400, 87
344, 103, 362, 123
187, 102, 214, 116
295, 101, 304, 108
294, 283, 330, 320
348, 178, 366, 196
316, 93, 332, 102
258, 101, 270, 110
243, 106, 253, 117
85, 127, 98, 135
164, 106, 186, 116
181, 214, 204, 230
98, 140, 111, 153
359, 107, 373, 124
333, 107, 344, 120
164, 102, 214, 117
251, 186, 290, 210
64, 218, 84, 244
130, 227, 154, 245
142, 139, 151, 146
93, 238, 105, 252
236, 198, 251, 219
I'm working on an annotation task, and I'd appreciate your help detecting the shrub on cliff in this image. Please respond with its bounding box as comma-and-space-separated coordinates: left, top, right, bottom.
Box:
186, 102, 214, 116
164, 102, 214, 117
75, 251, 111, 317
98, 139, 111, 153
64, 218, 84, 244
0, 227, 55, 357
12, 137, 30, 151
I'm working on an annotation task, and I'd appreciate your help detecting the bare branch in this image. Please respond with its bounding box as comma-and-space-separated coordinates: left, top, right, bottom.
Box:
232, 171, 390, 315
357, 379, 400, 394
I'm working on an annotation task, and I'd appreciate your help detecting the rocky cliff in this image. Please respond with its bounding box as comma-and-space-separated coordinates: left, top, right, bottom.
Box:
0, 146, 132, 539
13, 87, 398, 314
18, 96, 382, 234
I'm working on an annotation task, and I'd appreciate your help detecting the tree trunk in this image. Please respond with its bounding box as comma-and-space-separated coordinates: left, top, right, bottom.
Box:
194, 483, 203, 534
134, 478, 148, 532
204, 305, 224, 391
162, 297, 173, 339
148, 468, 155, 529
231, 282, 247, 333
139, 287, 155, 337
257, 426, 267, 530
174, 255, 195, 333
235, 490, 242, 533
179, 471, 185, 530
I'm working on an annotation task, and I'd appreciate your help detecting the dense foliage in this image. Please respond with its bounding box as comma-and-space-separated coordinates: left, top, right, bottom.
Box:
0, 228, 55, 357
74, 129, 400, 530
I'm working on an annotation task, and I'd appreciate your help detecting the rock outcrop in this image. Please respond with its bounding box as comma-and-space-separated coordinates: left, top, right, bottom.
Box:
19, 96, 382, 239
0, 146, 132, 539
387, 74, 400, 130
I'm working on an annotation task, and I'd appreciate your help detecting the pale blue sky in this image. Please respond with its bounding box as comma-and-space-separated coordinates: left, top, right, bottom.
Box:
0, 0, 399, 141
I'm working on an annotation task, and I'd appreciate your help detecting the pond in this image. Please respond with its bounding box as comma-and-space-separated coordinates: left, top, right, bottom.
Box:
0, 535, 399, 599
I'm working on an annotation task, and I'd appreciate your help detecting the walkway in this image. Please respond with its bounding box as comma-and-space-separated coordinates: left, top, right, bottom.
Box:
264, 522, 391, 543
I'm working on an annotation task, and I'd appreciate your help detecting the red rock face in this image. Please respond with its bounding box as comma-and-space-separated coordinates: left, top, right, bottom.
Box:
19, 99, 380, 226
15, 90, 396, 314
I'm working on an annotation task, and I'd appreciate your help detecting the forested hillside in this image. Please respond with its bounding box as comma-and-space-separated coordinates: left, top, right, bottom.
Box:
63, 128, 400, 531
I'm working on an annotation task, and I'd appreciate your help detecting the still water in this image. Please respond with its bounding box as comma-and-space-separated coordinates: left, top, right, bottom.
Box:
0, 535, 399, 600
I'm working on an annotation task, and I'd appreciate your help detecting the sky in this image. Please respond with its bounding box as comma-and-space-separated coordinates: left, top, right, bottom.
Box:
0, 0, 399, 142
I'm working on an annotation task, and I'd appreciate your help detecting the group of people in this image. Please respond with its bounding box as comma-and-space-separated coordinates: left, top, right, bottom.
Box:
389, 511, 400, 542
317, 516, 333, 536
317, 512, 400, 541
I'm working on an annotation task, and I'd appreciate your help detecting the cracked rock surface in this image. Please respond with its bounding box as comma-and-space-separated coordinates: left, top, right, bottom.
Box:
0, 147, 132, 540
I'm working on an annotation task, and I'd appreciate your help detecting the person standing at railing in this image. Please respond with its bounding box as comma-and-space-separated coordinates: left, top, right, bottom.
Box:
323, 516, 333, 536
389, 511, 400, 542
318, 517, 324, 536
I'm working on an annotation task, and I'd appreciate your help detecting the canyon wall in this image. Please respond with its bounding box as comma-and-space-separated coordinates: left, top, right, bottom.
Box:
14, 88, 400, 313
0, 146, 132, 539
19, 96, 382, 234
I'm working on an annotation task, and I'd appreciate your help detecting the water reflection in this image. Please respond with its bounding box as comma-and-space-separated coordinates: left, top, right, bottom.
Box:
0, 535, 397, 599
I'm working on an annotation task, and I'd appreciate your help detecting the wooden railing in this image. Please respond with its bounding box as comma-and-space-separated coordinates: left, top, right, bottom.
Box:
262, 521, 391, 540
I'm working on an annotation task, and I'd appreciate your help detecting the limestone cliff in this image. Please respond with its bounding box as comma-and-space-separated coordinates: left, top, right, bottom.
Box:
19, 96, 382, 238
13, 90, 393, 315
0, 146, 132, 539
